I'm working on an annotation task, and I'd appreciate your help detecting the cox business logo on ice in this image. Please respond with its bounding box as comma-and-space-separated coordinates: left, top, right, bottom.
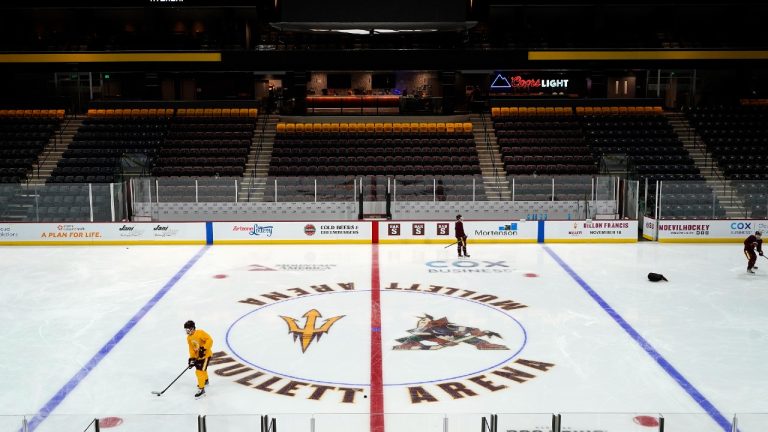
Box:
426, 259, 513, 273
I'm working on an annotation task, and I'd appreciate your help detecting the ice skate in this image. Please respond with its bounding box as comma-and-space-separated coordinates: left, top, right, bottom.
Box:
194, 387, 206, 398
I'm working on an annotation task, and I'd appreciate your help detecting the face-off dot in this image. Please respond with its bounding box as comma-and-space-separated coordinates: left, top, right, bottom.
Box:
633, 416, 659, 427
99, 417, 124, 428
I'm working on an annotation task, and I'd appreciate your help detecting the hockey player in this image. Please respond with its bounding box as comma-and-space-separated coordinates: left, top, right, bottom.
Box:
744, 231, 764, 274
184, 320, 213, 398
455, 214, 470, 258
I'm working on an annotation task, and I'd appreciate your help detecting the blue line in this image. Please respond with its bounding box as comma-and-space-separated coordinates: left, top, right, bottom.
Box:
26, 245, 211, 432
537, 220, 545, 243
543, 246, 732, 432
205, 222, 213, 245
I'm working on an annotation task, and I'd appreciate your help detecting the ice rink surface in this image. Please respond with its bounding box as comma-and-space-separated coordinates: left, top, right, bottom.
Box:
2, 242, 768, 432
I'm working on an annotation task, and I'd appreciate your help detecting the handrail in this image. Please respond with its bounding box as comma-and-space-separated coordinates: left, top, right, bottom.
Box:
246, 111, 269, 202
479, 111, 502, 200
36, 114, 72, 183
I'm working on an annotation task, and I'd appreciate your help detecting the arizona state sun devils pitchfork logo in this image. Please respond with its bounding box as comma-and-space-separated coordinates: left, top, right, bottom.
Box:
280, 309, 345, 353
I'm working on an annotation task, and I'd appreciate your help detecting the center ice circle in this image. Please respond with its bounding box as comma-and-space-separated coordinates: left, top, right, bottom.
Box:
226, 289, 527, 387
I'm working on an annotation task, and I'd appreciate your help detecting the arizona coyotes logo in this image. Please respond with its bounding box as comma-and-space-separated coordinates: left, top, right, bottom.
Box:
393, 313, 508, 350
280, 309, 344, 353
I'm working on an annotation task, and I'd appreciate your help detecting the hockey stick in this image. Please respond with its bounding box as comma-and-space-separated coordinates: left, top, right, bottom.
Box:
444, 241, 458, 249
151, 366, 192, 396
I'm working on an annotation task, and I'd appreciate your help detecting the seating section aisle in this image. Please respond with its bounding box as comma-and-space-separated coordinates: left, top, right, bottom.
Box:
578, 106, 701, 182
53, 109, 172, 183
0, 109, 64, 183
686, 105, 768, 217
52, 108, 256, 183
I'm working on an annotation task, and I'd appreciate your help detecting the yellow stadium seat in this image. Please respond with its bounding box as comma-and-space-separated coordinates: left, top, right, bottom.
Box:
248, 108, 258, 118
491, 107, 501, 118
400, 123, 409, 133
427, 123, 437, 134
330, 123, 340, 133
285, 123, 295, 133
500, 107, 510, 117
383, 123, 392, 133
340, 123, 349, 133
463, 122, 473, 133
312, 123, 322, 133
364, 123, 374, 133
374, 123, 384, 133
321, 123, 331, 133
392, 123, 402, 134
436, 122, 446, 133
276, 123, 286, 134
446, 123, 455, 133
418, 123, 428, 134
203, 108, 213, 116
213, 108, 222, 117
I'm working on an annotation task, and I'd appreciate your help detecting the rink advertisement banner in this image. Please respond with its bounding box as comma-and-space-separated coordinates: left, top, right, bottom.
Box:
212, 221, 371, 244
544, 220, 638, 243
643, 217, 657, 241
378, 221, 539, 244
657, 220, 768, 242
0, 223, 206, 245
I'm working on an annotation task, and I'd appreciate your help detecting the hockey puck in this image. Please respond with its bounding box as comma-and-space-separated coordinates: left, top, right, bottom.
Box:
99, 417, 124, 428
213, 274, 228, 279
633, 416, 659, 427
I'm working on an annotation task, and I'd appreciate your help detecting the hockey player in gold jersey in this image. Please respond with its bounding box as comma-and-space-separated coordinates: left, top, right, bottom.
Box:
184, 320, 213, 398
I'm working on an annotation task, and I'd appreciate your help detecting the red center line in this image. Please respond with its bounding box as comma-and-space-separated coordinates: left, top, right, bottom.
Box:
370, 240, 384, 432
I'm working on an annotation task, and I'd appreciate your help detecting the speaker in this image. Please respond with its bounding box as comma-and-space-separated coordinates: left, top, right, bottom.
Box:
440, 71, 456, 114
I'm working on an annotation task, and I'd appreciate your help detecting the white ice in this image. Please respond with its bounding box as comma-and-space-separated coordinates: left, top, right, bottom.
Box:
2, 243, 767, 432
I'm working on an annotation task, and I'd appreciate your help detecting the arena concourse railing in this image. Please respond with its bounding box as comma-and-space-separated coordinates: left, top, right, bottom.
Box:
6, 412, 767, 432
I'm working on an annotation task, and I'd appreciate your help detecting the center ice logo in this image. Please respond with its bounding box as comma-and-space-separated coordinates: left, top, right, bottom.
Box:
394, 314, 508, 351
280, 309, 344, 353
220, 281, 554, 405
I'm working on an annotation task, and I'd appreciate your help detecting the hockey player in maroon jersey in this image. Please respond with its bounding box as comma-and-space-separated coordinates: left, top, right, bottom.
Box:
455, 214, 470, 258
744, 231, 763, 274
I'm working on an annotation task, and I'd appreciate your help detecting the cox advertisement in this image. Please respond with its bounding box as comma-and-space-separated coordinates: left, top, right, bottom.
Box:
378, 221, 538, 244
0, 223, 206, 245
213, 221, 371, 244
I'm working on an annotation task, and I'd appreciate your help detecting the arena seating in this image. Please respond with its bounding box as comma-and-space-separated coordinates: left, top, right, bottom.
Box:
492, 106, 597, 176
0, 109, 64, 183
272, 121, 479, 177
52, 108, 256, 183
686, 105, 768, 217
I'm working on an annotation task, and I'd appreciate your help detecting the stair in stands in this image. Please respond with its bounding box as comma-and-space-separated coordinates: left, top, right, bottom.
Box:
471, 113, 510, 201
29, 114, 85, 186
239, 114, 277, 202
665, 111, 744, 218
